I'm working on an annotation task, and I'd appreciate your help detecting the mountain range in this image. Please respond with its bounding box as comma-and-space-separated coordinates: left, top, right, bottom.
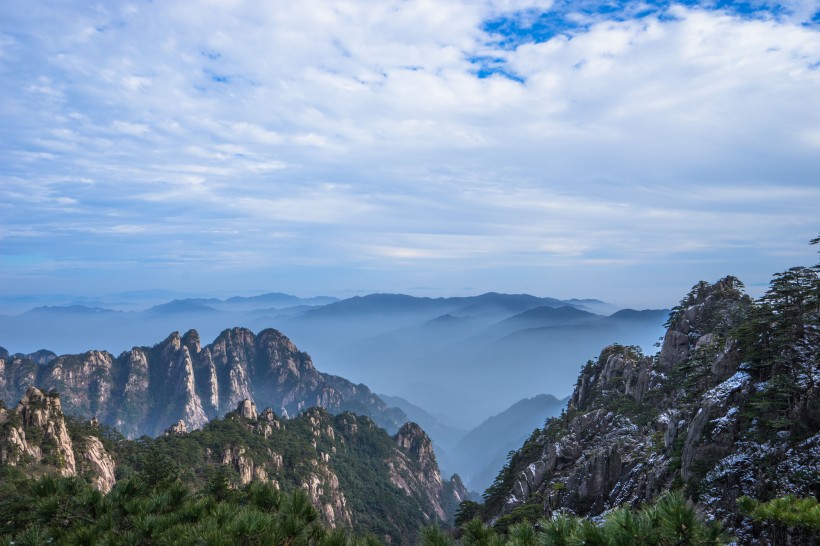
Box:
0, 325, 571, 495
1, 264, 817, 543
0, 328, 406, 438
0, 291, 667, 427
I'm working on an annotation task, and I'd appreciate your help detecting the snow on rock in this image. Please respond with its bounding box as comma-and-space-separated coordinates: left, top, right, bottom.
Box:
703, 370, 750, 404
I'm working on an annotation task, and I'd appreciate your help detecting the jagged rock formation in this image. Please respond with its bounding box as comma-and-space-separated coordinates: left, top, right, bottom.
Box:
484, 276, 819, 543
144, 399, 464, 543
82, 435, 117, 493
163, 419, 188, 436
0, 387, 116, 493
0, 390, 464, 543
390, 422, 468, 523
0, 328, 408, 437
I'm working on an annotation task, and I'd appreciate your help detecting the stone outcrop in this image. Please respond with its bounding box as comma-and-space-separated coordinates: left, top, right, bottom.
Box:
82, 436, 116, 493
0, 387, 116, 492
301, 463, 352, 529
4, 386, 77, 476
389, 422, 467, 524
0, 327, 409, 438
164, 419, 188, 436
238, 398, 257, 420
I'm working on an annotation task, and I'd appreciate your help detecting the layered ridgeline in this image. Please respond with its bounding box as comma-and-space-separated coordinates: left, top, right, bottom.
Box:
0, 291, 668, 426
0, 328, 407, 438
451, 394, 568, 491
480, 272, 819, 543
377, 393, 568, 491
0, 387, 467, 543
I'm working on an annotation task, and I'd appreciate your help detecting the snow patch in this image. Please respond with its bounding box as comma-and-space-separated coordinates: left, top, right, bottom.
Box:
710, 407, 738, 435
703, 370, 750, 403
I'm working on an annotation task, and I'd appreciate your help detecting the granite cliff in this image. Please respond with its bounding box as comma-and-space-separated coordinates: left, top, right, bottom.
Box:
483, 275, 819, 543
0, 328, 407, 438
0, 386, 116, 493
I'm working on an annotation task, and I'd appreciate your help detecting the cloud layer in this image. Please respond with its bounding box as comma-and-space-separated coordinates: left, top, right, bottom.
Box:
1, 1, 819, 306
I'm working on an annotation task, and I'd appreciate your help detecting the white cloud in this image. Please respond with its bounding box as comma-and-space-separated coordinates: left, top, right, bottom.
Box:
0, 1, 818, 302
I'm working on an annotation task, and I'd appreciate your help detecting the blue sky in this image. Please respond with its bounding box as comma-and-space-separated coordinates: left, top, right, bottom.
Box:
1, 0, 819, 309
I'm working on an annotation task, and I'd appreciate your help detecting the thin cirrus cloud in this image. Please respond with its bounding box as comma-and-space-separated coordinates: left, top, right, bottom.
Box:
0, 0, 818, 305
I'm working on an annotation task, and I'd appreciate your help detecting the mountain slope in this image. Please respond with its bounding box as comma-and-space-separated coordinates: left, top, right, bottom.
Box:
482, 274, 819, 544
452, 394, 567, 491
0, 388, 466, 544
378, 393, 469, 478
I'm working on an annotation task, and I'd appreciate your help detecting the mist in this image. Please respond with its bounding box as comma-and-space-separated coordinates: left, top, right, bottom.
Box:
0, 291, 667, 429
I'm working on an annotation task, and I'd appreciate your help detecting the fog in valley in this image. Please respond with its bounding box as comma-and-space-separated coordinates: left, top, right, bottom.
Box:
0, 291, 666, 426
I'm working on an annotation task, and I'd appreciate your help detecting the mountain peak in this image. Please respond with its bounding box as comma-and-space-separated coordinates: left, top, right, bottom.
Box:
396, 422, 436, 468
482, 273, 818, 544
0, 326, 409, 438
238, 398, 258, 420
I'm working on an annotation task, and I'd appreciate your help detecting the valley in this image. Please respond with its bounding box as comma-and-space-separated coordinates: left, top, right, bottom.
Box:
1, 261, 818, 543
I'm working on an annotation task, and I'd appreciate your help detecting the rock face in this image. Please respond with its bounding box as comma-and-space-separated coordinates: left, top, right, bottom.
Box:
203, 401, 462, 543
0, 387, 116, 493
0, 391, 460, 543
0, 328, 408, 437
82, 436, 117, 493
484, 276, 819, 543
390, 422, 447, 521
1, 386, 77, 475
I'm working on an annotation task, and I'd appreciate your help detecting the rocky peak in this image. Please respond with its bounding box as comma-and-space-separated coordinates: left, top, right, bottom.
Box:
16, 386, 63, 427
396, 422, 437, 469
209, 328, 255, 413
182, 329, 201, 355
169, 345, 207, 432
164, 419, 188, 436
659, 275, 751, 370
16, 350, 57, 365
257, 328, 303, 359
389, 421, 449, 522
259, 407, 277, 422
443, 473, 471, 524
1, 388, 118, 492
83, 436, 116, 493
2, 387, 76, 478
568, 344, 652, 413
238, 398, 257, 420
255, 328, 318, 392
483, 275, 817, 544
159, 331, 182, 356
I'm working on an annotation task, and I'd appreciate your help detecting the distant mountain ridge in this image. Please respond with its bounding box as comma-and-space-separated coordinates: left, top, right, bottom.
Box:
377, 392, 572, 492
0, 290, 669, 428
452, 394, 569, 491
299, 292, 572, 320
0, 327, 407, 438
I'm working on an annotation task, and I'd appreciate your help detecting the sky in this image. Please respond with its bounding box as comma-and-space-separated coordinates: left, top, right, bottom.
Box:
1, 0, 819, 310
